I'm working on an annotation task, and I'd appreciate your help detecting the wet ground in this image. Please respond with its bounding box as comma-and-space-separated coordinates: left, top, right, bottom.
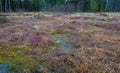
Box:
0, 13, 120, 73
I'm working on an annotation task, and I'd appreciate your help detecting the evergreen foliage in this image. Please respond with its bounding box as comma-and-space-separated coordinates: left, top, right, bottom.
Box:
0, 0, 120, 12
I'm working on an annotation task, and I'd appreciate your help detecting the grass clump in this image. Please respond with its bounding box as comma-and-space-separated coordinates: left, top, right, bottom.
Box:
0, 16, 10, 24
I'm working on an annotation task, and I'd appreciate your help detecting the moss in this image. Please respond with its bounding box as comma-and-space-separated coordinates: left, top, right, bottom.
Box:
55, 29, 67, 34
0, 46, 40, 73
89, 25, 103, 30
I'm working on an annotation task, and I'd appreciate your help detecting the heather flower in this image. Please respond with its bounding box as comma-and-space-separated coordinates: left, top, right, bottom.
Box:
5, 23, 13, 26
8, 33, 20, 42
46, 39, 55, 46
0, 33, 8, 39
25, 35, 44, 46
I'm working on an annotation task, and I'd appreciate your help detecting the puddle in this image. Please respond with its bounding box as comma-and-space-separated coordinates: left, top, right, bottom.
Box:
60, 43, 74, 50
55, 37, 74, 51
55, 38, 63, 43
0, 64, 10, 73
36, 65, 49, 72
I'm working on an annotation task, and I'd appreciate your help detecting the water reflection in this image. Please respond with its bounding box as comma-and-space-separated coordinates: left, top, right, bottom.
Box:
0, 64, 10, 73
55, 38, 74, 51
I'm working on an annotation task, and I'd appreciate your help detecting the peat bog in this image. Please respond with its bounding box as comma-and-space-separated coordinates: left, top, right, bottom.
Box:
0, 13, 120, 73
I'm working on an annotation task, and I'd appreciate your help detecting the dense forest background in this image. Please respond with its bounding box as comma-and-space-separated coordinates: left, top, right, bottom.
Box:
0, 0, 120, 12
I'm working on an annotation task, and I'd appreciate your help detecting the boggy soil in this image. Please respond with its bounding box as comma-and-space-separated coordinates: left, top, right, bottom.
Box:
0, 13, 120, 73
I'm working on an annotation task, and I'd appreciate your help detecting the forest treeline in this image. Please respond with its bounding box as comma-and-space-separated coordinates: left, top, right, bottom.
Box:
0, 0, 120, 12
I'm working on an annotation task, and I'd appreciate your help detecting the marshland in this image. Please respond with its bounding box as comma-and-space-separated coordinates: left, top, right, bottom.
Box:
0, 0, 120, 73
